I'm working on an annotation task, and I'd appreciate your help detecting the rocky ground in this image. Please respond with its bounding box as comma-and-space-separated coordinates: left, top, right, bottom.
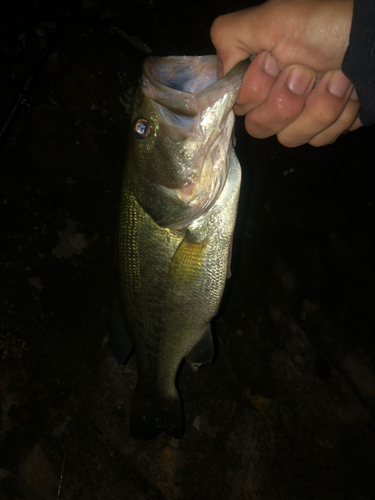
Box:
1, 1, 374, 499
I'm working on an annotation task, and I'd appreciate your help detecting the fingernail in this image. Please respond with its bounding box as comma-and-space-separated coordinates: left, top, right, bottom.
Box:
263, 52, 279, 77
350, 88, 358, 101
286, 67, 315, 95
328, 71, 352, 98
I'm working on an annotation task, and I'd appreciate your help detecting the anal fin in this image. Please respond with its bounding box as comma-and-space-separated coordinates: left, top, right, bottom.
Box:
185, 327, 214, 372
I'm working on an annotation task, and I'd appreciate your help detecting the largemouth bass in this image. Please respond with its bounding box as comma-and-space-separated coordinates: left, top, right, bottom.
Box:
111, 55, 249, 440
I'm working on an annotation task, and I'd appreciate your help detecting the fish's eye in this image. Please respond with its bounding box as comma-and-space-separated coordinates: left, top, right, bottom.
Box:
132, 118, 151, 140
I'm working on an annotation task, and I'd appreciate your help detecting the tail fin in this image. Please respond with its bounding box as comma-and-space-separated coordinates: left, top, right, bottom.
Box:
130, 385, 184, 440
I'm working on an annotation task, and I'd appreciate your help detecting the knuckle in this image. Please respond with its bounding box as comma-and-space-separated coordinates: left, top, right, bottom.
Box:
210, 16, 225, 44
309, 134, 336, 147
245, 113, 269, 139
337, 100, 360, 127
277, 129, 303, 148
307, 104, 339, 127
242, 83, 267, 106
310, 99, 361, 147
273, 94, 304, 121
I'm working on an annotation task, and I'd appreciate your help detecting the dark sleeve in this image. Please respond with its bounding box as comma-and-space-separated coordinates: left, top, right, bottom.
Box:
342, 0, 375, 126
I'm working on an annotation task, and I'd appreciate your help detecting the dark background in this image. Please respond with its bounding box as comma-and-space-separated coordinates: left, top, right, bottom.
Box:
1, 1, 374, 499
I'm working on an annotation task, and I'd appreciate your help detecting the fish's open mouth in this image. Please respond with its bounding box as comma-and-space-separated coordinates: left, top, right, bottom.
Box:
145, 55, 219, 94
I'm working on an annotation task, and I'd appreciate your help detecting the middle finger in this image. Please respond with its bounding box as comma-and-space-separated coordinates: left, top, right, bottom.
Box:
243, 64, 316, 138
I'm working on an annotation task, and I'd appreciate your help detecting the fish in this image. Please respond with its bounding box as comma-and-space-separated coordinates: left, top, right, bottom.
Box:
110, 55, 249, 440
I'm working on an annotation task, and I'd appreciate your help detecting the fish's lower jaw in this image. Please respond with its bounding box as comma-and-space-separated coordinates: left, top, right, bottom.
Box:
130, 385, 184, 440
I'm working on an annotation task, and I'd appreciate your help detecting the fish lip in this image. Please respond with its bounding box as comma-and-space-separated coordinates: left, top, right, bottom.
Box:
141, 55, 250, 115
142, 55, 218, 95
143, 55, 250, 95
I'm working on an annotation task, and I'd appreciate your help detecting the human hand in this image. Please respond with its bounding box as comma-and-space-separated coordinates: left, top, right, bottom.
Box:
211, 0, 362, 147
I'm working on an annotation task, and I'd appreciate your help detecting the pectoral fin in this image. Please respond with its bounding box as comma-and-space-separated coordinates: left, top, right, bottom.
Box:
109, 299, 133, 364
185, 327, 214, 372
168, 232, 208, 287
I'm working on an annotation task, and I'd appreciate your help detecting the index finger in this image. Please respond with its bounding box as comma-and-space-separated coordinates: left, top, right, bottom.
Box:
211, 8, 266, 77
